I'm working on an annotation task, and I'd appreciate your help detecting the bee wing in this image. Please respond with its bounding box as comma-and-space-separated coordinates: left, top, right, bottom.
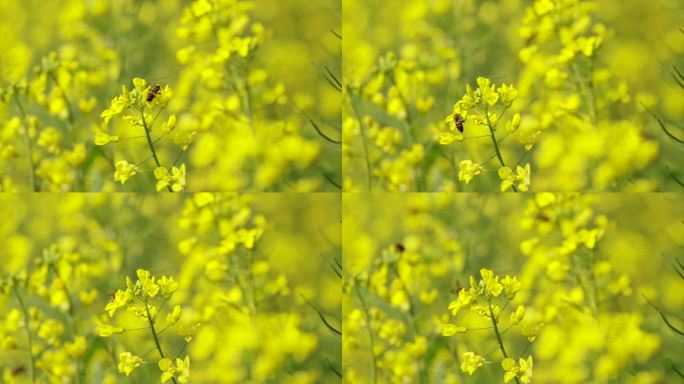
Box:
450, 280, 463, 295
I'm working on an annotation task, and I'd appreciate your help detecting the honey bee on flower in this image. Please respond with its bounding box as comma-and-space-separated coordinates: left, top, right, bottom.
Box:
146, 84, 161, 103
453, 113, 465, 133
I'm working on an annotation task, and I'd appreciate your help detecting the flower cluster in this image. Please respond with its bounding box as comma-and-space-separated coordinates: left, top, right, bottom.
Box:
343, 194, 472, 383
98, 269, 190, 383
0, 0, 339, 191
171, 193, 337, 382
439, 77, 530, 191
98, 78, 186, 192
516, 0, 659, 190
0, 186, 340, 383
442, 269, 537, 383
342, 0, 679, 191
343, 0, 467, 192
0, 214, 124, 383
0, 51, 97, 191
518, 193, 663, 382
343, 193, 683, 382
172, 0, 334, 191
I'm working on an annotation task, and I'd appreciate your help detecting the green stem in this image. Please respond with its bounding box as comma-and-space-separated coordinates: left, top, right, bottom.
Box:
140, 106, 172, 192
350, 95, 373, 191
145, 301, 179, 384
484, 106, 518, 192
588, 250, 599, 317
244, 78, 254, 132
13, 96, 38, 192
48, 264, 75, 318
587, 57, 598, 124
388, 75, 425, 190
388, 74, 415, 143
13, 285, 36, 384
389, 264, 418, 335
389, 264, 425, 383
571, 61, 597, 125
489, 302, 521, 384
247, 251, 256, 314
48, 263, 82, 383
47, 71, 75, 144
355, 285, 378, 384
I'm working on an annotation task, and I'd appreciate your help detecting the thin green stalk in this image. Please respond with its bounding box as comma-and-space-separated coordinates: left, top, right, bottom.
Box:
48, 264, 75, 318
389, 264, 418, 335
641, 102, 684, 144
350, 96, 373, 191
588, 250, 599, 317
13, 285, 36, 384
48, 71, 74, 124
643, 294, 684, 336
300, 293, 341, 336
47, 263, 83, 383
47, 71, 75, 144
247, 251, 256, 314
13, 96, 38, 192
570, 61, 597, 125
227, 62, 255, 135
489, 302, 521, 384
244, 80, 254, 125
140, 106, 172, 192
587, 57, 598, 124
388, 75, 425, 190
388, 74, 416, 142
484, 106, 518, 192
145, 301, 179, 384
389, 264, 425, 384
355, 285, 378, 384
518, 341, 532, 359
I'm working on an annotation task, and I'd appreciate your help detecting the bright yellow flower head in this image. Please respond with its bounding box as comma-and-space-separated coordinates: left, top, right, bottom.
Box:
118, 352, 142, 376
460, 351, 485, 375
510, 305, 526, 325
501, 275, 522, 299
113, 160, 138, 185
505, 113, 522, 133
441, 324, 466, 336
158, 275, 178, 298
104, 289, 133, 318
497, 83, 519, 107
167, 305, 182, 326
155, 164, 186, 192
448, 288, 475, 315
94, 131, 120, 146
98, 324, 124, 337
477, 77, 499, 106
132, 77, 147, 94
502, 356, 533, 383
458, 160, 482, 184
499, 163, 531, 192
480, 268, 503, 297
159, 356, 190, 383
136, 268, 160, 298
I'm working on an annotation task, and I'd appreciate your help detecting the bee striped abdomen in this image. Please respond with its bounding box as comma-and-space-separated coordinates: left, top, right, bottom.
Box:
453, 113, 465, 133
147, 85, 161, 102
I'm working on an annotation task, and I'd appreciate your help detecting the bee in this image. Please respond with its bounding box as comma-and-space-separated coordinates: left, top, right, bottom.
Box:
453, 113, 465, 133
535, 213, 551, 222
10, 366, 25, 376
640, 131, 654, 141
394, 242, 406, 253
450, 280, 463, 296
146, 84, 161, 102
105, 291, 116, 303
